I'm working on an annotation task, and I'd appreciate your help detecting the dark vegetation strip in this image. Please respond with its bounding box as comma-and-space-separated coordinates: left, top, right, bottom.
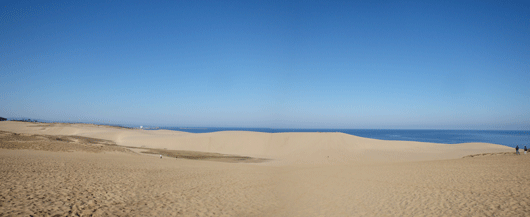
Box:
123, 146, 269, 163
0, 130, 267, 163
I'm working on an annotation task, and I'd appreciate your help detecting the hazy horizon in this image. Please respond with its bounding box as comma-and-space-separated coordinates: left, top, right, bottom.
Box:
2, 1, 529, 130
3, 117, 529, 131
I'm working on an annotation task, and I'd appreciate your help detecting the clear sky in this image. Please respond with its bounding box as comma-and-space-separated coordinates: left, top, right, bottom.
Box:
1, 1, 529, 129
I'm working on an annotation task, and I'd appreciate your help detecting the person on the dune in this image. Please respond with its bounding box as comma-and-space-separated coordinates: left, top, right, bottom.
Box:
524, 146, 527, 155
515, 145, 520, 155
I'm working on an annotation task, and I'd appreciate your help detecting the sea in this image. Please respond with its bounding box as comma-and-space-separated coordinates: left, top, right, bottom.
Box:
160, 127, 530, 148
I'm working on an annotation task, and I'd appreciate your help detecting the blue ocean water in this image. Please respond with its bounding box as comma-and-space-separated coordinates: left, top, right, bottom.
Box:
161, 127, 530, 148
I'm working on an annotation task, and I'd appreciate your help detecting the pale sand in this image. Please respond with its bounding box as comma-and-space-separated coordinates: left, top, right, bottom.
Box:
1, 121, 528, 216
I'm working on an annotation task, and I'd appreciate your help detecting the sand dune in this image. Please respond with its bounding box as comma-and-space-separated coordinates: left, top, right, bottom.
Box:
0, 121, 512, 164
1, 121, 528, 216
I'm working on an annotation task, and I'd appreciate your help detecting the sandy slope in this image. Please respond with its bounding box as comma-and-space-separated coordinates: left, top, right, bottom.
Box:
0, 121, 512, 164
0, 150, 278, 216
1, 121, 528, 217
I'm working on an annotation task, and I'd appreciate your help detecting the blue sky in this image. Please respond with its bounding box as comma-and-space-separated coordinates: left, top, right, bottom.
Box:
1, 1, 529, 129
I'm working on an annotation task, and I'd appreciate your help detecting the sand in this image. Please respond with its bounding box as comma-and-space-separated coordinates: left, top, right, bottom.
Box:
0, 121, 528, 216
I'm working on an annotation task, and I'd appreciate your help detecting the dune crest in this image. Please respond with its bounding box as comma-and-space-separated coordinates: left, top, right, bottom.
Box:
0, 121, 511, 164
1, 121, 528, 216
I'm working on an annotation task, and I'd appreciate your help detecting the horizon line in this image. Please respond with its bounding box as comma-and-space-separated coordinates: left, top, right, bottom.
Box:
2, 119, 528, 132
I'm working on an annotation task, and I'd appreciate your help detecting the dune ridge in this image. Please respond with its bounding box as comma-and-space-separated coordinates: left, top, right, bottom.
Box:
1, 121, 529, 216
0, 121, 512, 164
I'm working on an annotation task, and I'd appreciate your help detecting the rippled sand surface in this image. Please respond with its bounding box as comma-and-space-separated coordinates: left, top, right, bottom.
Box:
0, 150, 278, 216
1, 121, 528, 216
